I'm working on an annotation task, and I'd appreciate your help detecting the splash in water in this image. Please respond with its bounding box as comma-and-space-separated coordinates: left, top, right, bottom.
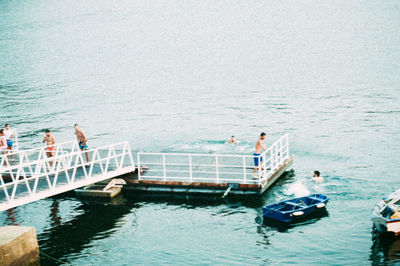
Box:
284, 181, 310, 198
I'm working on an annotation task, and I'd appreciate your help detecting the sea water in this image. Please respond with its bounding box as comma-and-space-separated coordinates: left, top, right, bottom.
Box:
1, 0, 400, 264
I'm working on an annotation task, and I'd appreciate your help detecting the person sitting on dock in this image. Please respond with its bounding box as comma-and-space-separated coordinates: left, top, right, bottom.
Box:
312, 170, 324, 183
43, 129, 56, 167
4, 124, 14, 160
74, 124, 90, 162
228, 136, 239, 144
253, 132, 267, 178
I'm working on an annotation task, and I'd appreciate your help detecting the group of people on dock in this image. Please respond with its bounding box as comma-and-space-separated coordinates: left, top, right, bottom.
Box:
0, 124, 90, 164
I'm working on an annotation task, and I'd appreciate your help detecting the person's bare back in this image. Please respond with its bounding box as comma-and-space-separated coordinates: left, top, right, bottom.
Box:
255, 136, 267, 154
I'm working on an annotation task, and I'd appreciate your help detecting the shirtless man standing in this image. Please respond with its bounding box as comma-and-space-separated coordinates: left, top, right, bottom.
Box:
0, 129, 8, 151
0, 130, 8, 165
74, 124, 89, 162
43, 129, 56, 167
253, 132, 267, 178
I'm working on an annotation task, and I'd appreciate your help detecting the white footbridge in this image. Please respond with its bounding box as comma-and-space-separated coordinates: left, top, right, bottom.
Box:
0, 140, 135, 211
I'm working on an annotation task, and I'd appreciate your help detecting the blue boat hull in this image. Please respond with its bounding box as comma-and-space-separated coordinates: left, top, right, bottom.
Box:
262, 194, 329, 223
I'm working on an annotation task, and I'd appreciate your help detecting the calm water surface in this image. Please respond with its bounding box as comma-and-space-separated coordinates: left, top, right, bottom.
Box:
1, 0, 400, 264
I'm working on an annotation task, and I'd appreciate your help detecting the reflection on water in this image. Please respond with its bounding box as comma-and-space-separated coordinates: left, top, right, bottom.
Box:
6, 208, 19, 226
1, 0, 400, 264
38, 196, 136, 264
370, 232, 400, 264
50, 199, 61, 226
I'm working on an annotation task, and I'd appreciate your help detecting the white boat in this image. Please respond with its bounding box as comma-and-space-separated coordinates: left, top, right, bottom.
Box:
371, 189, 400, 236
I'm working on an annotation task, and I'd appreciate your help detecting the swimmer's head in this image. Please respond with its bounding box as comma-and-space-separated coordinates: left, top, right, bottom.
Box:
260, 132, 266, 139
314, 170, 320, 177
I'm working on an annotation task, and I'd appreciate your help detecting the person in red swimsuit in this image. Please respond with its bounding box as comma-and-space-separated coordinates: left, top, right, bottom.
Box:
43, 129, 56, 167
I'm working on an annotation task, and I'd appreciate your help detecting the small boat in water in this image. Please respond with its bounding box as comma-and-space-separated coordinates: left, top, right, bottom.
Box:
75, 178, 126, 198
372, 190, 400, 236
263, 194, 329, 223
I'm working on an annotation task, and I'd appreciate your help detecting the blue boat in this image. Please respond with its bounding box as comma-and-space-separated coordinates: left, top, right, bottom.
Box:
263, 194, 329, 223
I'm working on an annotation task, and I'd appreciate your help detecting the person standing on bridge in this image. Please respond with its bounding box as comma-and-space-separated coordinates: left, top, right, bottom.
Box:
0, 130, 9, 165
253, 132, 267, 179
74, 124, 89, 162
43, 129, 56, 168
4, 124, 14, 160
0, 129, 8, 152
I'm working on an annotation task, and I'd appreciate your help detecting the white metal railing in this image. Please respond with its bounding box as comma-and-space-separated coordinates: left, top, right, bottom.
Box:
0, 140, 135, 211
137, 134, 290, 184
258, 133, 290, 180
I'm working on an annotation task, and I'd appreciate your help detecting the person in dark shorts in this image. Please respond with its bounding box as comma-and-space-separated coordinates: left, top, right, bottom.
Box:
74, 124, 90, 162
253, 132, 267, 178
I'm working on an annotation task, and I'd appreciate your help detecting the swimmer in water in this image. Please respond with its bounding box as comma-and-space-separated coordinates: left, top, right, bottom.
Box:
253, 132, 267, 178
312, 170, 324, 182
228, 136, 239, 144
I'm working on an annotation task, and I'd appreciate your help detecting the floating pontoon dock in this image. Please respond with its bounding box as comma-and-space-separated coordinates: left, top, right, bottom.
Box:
124, 134, 294, 196
0, 133, 293, 211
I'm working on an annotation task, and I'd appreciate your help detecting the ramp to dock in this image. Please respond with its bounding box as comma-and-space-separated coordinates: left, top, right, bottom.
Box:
0, 141, 135, 211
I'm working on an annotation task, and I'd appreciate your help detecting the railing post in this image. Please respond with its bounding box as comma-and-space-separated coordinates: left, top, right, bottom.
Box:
162, 154, 166, 181
286, 134, 289, 159
127, 142, 135, 168
14, 128, 19, 151
189, 154, 193, 182
262, 153, 267, 180
270, 149, 274, 172
215, 155, 219, 183
137, 153, 141, 180
242, 156, 247, 183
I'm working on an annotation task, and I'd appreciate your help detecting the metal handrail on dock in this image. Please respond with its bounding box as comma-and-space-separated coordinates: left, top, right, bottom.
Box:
0, 141, 135, 211
137, 134, 290, 184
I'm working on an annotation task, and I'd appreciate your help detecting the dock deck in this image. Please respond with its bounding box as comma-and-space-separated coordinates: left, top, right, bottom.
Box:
124, 134, 293, 196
